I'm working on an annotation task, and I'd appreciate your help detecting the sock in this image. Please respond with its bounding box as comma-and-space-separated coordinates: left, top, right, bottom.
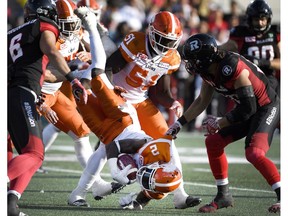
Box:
43, 123, 61, 151
69, 133, 93, 168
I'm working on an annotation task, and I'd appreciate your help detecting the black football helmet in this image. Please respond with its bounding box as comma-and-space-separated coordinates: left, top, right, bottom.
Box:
24, 0, 58, 22
182, 33, 218, 75
246, 0, 272, 35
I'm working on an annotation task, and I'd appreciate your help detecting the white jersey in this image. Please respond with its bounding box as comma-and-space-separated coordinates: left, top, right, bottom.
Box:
42, 35, 81, 94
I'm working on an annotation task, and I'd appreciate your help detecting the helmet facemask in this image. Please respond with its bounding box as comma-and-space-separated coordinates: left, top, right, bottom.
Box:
149, 25, 182, 55
58, 16, 81, 38
136, 163, 182, 193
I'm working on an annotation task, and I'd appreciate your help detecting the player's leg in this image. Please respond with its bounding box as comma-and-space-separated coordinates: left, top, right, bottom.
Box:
8, 87, 44, 215
244, 102, 280, 213
199, 122, 248, 213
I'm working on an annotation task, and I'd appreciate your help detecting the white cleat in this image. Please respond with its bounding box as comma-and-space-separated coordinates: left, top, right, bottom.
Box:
74, 6, 97, 31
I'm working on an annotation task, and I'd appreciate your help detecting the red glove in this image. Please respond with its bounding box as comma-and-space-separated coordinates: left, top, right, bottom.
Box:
71, 78, 88, 104
202, 115, 221, 136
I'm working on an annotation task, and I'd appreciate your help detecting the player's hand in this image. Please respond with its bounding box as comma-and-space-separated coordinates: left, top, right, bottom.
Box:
71, 78, 88, 104
119, 192, 141, 210
38, 103, 59, 124
202, 115, 221, 136
111, 164, 133, 185
114, 86, 127, 100
170, 101, 183, 118
166, 121, 182, 139
76, 51, 91, 63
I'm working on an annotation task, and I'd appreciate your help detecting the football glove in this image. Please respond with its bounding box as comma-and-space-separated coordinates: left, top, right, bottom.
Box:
38, 103, 59, 124
119, 192, 142, 210
108, 158, 134, 185
71, 78, 88, 104
202, 115, 221, 136
169, 101, 183, 118
166, 121, 182, 139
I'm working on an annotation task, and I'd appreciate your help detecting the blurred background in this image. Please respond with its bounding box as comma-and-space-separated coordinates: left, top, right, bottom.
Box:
7, 0, 281, 132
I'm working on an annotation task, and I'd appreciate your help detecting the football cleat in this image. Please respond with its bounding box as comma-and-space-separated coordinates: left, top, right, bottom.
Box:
268, 202, 280, 213
92, 182, 125, 200
174, 195, 202, 209
68, 199, 90, 207
198, 192, 234, 213
36, 166, 48, 174
74, 6, 97, 32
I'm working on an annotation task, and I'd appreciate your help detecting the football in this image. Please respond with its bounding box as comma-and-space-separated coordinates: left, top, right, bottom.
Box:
117, 153, 138, 183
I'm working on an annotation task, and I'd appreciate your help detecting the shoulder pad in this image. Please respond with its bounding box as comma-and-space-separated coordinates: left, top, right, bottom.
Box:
218, 52, 239, 81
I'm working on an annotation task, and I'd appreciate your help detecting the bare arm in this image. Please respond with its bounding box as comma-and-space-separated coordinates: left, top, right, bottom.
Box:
183, 81, 214, 123
40, 30, 71, 77
270, 41, 280, 70
148, 75, 175, 108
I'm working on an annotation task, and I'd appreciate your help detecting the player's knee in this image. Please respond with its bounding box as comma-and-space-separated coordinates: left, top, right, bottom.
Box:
205, 134, 225, 151
245, 146, 265, 164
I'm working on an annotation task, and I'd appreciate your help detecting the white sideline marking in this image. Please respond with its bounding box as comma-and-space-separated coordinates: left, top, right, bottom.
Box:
44, 145, 280, 164
41, 166, 274, 194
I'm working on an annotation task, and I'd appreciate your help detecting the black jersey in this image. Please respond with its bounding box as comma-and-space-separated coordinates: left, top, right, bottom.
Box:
8, 17, 59, 95
201, 51, 278, 108
229, 25, 280, 76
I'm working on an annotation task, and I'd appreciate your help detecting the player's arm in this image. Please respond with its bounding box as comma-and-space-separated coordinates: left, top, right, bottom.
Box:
105, 49, 127, 75
106, 138, 149, 159
183, 81, 214, 122
224, 69, 257, 125
148, 75, 174, 108
270, 41, 280, 70
40, 30, 71, 76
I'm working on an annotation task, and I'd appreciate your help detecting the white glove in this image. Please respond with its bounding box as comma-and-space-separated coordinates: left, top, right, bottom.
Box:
119, 192, 142, 210
202, 115, 221, 136
166, 121, 182, 139
170, 101, 183, 118
108, 158, 131, 185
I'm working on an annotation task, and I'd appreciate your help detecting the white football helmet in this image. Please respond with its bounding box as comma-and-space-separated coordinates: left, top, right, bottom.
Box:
136, 163, 182, 193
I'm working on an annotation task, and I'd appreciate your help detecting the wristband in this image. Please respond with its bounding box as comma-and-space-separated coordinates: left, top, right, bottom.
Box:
178, 115, 188, 126
65, 71, 75, 82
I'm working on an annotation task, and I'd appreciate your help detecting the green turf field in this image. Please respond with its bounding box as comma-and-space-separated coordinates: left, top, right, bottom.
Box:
17, 131, 280, 216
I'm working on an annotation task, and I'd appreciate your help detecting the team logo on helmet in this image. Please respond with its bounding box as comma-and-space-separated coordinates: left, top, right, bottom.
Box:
189, 39, 202, 52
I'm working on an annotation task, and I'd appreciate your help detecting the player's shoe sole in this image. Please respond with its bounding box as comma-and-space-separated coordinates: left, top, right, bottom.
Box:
175, 196, 202, 209
68, 199, 90, 207
94, 182, 125, 200
198, 192, 234, 213
268, 202, 280, 213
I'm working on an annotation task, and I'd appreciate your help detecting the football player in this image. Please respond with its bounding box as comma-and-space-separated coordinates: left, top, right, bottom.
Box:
34, 0, 94, 169
7, 0, 86, 215
167, 33, 280, 213
221, 0, 280, 95
106, 135, 201, 209
102, 10, 197, 209
67, 7, 202, 209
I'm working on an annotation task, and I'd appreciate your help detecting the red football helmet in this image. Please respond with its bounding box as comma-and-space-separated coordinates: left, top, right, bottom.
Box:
56, 0, 81, 37
77, 0, 102, 21
136, 163, 182, 193
148, 11, 183, 55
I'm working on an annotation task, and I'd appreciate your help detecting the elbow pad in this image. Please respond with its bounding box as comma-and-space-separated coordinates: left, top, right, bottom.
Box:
225, 86, 257, 123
